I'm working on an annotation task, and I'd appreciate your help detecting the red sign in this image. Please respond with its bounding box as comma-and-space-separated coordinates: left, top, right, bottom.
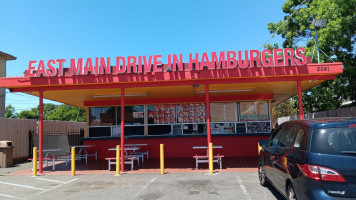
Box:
27, 48, 307, 77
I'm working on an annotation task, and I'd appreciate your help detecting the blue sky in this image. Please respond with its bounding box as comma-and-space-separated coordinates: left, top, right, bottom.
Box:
1, 0, 285, 112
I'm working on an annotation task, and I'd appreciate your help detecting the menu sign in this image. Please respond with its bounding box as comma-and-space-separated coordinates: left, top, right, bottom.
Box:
211, 102, 237, 122
177, 103, 206, 123
148, 104, 176, 124
240, 101, 269, 121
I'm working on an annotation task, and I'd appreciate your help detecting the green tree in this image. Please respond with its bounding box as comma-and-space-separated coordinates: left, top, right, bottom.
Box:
17, 103, 86, 122
5, 104, 17, 118
268, 0, 356, 111
17, 109, 38, 119
47, 104, 86, 122
272, 99, 298, 124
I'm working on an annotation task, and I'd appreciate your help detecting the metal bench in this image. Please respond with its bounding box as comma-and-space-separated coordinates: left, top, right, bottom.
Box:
193, 154, 224, 169
28, 157, 55, 171
105, 157, 136, 171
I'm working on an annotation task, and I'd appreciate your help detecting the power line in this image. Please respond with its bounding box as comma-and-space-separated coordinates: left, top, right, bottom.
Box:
258, 0, 307, 50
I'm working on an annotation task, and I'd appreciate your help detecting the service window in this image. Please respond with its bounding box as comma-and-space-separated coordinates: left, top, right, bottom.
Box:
89, 107, 115, 126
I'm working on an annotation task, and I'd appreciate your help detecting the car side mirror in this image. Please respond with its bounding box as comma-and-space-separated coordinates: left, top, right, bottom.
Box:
258, 140, 268, 156
259, 140, 268, 148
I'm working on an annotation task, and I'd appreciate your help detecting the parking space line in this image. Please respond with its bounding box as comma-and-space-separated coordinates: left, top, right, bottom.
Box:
0, 193, 24, 199
36, 177, 66, 184
0, 181, 46, 191
236, 175, 251, 200
132, 177, 158, 199
36, 178, 79, 195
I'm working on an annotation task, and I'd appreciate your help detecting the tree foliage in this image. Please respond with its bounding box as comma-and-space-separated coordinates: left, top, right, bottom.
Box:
17, 103, 86, 122
5, 105, 17, 118
272, 99, 298, 124
268, 0, 356, 111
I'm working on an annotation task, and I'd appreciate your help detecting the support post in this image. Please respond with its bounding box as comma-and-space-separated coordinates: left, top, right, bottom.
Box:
39, 91, 43, 174
297, 81, 304, 119
120, 88, 125, 172
205, 84, 211, 145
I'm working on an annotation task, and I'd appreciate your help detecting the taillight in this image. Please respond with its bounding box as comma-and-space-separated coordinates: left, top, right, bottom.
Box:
350, 124, 356, 128
297, 164, 347, 182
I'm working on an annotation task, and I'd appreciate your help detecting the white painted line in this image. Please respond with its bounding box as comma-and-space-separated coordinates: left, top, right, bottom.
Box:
236, 175, 251, 200
0, 181, 46, 191
0, 193, 24, 199
132, 177, 157, 199
36, 178, 79, 195
36, 177, 66, 184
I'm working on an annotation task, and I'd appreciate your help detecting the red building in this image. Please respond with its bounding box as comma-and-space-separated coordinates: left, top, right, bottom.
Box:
0, 49, 343, 172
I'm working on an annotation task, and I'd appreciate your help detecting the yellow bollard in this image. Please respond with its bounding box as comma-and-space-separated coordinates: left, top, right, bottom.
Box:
160, 144, 164, 175
71, 147, 75, 176
33, 147, 37, 177
116, 145, 120, 176
258, 142, 262, 156
209, 143, 213, 174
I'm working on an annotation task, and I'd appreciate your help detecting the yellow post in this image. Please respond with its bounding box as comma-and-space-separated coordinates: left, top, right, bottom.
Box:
116, 145, 120, 175
32, 147, 37, 177
209, 143, 213, 174
258, 142, 262, 156
71, 147, 75, 176
160, 144, 164, 175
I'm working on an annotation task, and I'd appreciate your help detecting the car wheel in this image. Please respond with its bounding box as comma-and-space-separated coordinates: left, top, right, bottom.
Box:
287, 184, 297, 200
258, 162, 269, 187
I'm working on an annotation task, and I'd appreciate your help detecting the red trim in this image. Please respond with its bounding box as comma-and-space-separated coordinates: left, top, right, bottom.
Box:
205, 84, 211, 145
39, 91, 43, 173
84, 94, 274, 107
120, 88, 125, 172
83, 135, 269, 159
297, 81, 304, 119
8, 75, 338, 93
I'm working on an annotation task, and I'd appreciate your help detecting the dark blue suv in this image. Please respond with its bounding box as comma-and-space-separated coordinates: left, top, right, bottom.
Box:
258, 118, 356, 200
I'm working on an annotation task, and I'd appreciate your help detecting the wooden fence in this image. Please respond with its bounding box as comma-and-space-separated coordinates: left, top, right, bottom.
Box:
0, 118, 85, 163
278, 106, 356, 125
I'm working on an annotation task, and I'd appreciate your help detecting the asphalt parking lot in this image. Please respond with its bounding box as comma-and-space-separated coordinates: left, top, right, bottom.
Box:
0, 171, 285, 200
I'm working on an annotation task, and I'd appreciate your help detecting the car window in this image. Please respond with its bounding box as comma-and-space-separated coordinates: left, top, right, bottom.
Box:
293, 127, 309, 151
311, 127, 356, 155
278, 125, 298, 148
268, 126, 284, 147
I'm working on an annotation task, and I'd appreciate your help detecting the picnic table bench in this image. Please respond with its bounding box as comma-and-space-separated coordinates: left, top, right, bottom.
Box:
105, 157, 136, 171
193, 154, 224, 169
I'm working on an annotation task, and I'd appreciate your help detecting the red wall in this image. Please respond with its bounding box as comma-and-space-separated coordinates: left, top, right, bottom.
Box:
83, 135, 269, 159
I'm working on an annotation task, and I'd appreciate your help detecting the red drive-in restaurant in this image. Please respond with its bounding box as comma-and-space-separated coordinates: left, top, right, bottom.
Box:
0, 48, 343, 172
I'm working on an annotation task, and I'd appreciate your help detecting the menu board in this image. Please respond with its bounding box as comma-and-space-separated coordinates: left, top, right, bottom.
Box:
148, 104, 176, 124
247, 122, 271, 133
177, 103, 206, 123
240, 101, 269, 121
211, 102, 237, 122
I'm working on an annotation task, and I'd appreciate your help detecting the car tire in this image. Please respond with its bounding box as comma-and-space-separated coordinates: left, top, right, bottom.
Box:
287, 183, 297, 200
258, 161, 269, 187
